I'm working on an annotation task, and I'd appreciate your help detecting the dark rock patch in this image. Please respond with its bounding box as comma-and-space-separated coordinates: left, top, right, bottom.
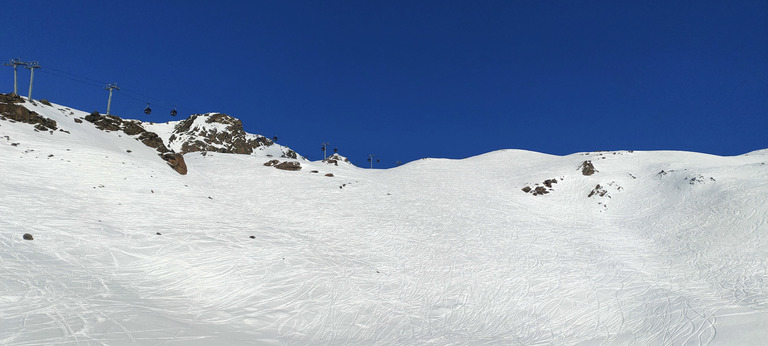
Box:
138, 132, 168, 153
580, 161, 597, 176
161, 153, 188, 175
172, 113, 274, 155
122, 121, 146, 136
588, 184, 608, 197
275, 161, 301, 171
0, 93, 25, 104
0, 95, 58, 131
543, 178, 558, 188
23, 233, 34, 240
282, 149, 298, 159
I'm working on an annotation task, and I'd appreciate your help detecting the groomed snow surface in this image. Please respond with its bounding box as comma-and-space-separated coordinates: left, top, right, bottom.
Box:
1, 100, 767, 345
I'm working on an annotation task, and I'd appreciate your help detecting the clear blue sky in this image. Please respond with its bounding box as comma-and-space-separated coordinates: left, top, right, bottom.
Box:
3, 1, 766, 167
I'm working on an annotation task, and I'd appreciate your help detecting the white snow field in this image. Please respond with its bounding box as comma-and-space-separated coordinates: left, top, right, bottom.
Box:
1, 99, 767, 345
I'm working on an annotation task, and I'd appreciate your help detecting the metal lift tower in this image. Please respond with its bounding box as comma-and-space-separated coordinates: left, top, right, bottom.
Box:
3, 59, 27, 95
25, 62, 41, 100
104, 83, 119, 115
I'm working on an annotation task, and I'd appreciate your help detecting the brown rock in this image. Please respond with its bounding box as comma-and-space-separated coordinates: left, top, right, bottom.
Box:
580, 160, 597, 176
138, 132, 168, 152
122, 121, 146, 135
161, 153, 188, 175
275, 161, 301, 171
0, 97, 58, 130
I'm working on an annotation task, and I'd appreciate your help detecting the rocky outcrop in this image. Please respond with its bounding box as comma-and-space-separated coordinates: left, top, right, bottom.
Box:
323, 153, 351, 166
0, 93, 58, 131
83, 111, 182, 174
580, 161, 597, 176
522, 178, 559, 196
264, 159, 301, 171
0, 93, 25, 104
588, 184, 608, 197
171, 113, 273, 155
275, 161, 301, 171
162, 153, 188, 175
84, 112, 121, 131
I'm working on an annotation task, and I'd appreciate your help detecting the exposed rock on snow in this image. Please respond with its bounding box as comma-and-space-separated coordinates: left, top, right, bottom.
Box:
84, 112, 121, 131
579, 160, 597, 175
588, 184, 608, 197
162, 152, 188, 175
0, 93, 25, 104
0, 93, 58, 132
263, 159, 302, 171
275, 161, 302, 171
171, 113, 272, 155
323, 153, 353, 166
522, 178, 558, 196
82, 110, 186, 174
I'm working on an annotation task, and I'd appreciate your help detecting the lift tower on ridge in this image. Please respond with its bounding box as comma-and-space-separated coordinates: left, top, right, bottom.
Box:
3, 59, 27, 95
104, 83, 119, 115
25, 61, 41, 100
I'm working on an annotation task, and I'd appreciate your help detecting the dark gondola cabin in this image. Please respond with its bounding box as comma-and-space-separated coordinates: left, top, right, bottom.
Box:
144, 103, 152, 115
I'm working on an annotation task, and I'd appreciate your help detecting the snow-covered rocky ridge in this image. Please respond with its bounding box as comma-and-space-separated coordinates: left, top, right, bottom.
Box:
142, 112, 303, 160
1, 95, 767, 345
0, 94, 307, 176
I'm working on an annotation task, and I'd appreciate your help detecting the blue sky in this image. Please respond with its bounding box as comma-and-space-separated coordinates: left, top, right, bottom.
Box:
3, 1, 766, 167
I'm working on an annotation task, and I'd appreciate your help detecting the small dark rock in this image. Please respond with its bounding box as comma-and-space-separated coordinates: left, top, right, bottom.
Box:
543, 178, 558, 188
522, 186, 532, 193
580, 160, 597, 176
249, 235, 255, 239
325, 173, 334, 177
23, 233, 34, 240
275, 161, 302, 171
156, 232, 162, 235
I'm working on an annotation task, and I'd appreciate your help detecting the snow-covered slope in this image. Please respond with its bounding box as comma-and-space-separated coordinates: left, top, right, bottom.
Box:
1, 96, 767, 345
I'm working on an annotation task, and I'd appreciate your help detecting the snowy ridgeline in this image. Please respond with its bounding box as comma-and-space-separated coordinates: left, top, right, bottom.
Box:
1, 97, 768, 345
